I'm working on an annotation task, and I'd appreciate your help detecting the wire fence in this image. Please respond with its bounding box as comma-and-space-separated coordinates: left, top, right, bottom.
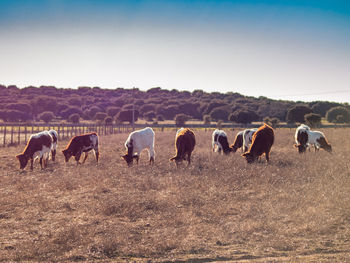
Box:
0, 122, 348, 147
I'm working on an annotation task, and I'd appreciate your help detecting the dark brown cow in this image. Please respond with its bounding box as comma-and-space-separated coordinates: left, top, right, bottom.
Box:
170, 128, 196, 167
242, 124, 274, 163
62, 133, 99, 165
16, 131, 53, 170
230, 131, 243, 152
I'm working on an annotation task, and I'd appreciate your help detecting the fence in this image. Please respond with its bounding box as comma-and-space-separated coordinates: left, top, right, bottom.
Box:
0, 122, 348, 147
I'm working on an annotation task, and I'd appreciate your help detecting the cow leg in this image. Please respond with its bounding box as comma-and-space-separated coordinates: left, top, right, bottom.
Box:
82, 152, 89, 164
52, 149, 56, 161
94, 149, 99, 163
30, 159, 34, 171
265, 152, 270, 162
75, 152, 82, 165
40, 157, 43, 169
187, 152, 191, 167
149, 156, 154, 165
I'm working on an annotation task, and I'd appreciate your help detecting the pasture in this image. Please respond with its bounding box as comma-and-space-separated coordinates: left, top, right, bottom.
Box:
1, 128, 350, 262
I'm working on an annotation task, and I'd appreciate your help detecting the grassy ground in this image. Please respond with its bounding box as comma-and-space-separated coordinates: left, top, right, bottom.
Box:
1, 128, 350, 262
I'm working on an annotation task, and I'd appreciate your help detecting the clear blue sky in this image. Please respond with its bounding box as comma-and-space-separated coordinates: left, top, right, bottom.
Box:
1, 0, 350, 102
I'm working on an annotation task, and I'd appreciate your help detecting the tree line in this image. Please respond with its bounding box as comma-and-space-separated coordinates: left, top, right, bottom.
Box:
0, 85, 349, 127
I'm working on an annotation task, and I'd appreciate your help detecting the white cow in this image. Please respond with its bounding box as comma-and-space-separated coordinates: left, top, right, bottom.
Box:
122, 127, 155, 166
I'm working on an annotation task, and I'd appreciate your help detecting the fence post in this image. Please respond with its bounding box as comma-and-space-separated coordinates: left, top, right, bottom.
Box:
18, 125, 21, 145
3, 126, 6, 146
24, 125, 27, 144
10, 126, 14, 145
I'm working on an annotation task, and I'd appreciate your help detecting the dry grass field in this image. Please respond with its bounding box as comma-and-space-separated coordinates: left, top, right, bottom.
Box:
1, 128, 350, 262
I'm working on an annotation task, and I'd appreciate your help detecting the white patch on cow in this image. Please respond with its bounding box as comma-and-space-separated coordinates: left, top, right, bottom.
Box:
242, 128, 257, 152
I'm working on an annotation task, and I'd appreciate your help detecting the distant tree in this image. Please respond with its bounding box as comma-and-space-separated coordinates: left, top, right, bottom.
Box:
144, 111, 156, 121
203, 114, 211, 125
336, 115, 346, 123
104, 116, 113, 125
156, 114, 164, 122
286, 105, 312, 124
209, 107, 230, 121
116, 109, 140, 124
86, 106, 103, 119
229, 110, 260, 124
270, 117, 280, 128
38, 111, 55, 123
5, 103, 32, 113
106, 107, 121, 117
156, 105, 179, 120
174, 113, 190, 127
326, 106, 350, 123
311, 101, 341, 117
94, 112, 108, 122
304, 113, 322, 127
69, 113, 80, 124
4, 110, 31, 122
60, 107, 83, 120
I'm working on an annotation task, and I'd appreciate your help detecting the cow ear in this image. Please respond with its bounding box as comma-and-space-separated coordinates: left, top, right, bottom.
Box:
293, 144, 298, 148
15, 154, 21, 159
132, 155, 138, 159
121, 155, 127, 160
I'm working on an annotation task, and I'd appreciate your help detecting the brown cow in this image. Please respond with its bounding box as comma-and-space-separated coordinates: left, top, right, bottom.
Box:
242, 124, 274, 163
62, 133, 99, 165
16, 131, 53, 170
170, 128, 196, 167
230, 131, 244, 152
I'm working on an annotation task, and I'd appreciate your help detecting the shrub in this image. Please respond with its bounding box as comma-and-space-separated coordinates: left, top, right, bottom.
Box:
174, 113, 190, 127
209, 107, 230, 121
229, 110, 260, 124
286, 105, 312, 124
60, 107, 83, 120
38, 111, 55, 123
203, 114, 211, 125
156, 115, 164, 122
106, 107, 121, 117
104, 116, 113, 125
69, 113, 80, 124
304, 113, 322, 127
144, 111, 156, 121
116, 109, 140, 124
326, 106, 350, 123
94, 112, 108, 122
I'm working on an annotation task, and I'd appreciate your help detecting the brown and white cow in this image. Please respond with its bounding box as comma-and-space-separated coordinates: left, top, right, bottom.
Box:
242, 124, 274, 163
230, 131, 244, 152
170, 128, 196, 167
62, 133, 99, 165
294, 124, 310, 153
212, 129, 233, 154
16, 131, 53, 170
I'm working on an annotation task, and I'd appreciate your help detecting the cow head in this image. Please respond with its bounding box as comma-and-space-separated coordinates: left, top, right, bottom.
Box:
323, 144, 332, 153
62, 149, 73, 163
294, 144, 307, 153
16, 154, 28, 169
121, 153, 138, 166
241, 152, 258, 163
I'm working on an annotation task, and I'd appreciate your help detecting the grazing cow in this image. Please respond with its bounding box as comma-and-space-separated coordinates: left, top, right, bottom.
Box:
170, 128, 196, 167
16, 131, 53, 170
307, 130, 332, 153
242, 124, 274, 163
294, 124, 310, 153
230, 131, 244, 152
242, 128, 258, 152
48, 129, 58, 161
62, 133, 99, 165
121, 127, 155, 166
212, 129, 233, 154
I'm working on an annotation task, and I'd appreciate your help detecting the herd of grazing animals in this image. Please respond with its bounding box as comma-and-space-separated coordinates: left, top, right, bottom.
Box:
15, 123, 332, 170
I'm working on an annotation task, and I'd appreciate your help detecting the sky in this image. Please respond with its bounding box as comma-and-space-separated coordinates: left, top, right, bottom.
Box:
0, 0, 350, 103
